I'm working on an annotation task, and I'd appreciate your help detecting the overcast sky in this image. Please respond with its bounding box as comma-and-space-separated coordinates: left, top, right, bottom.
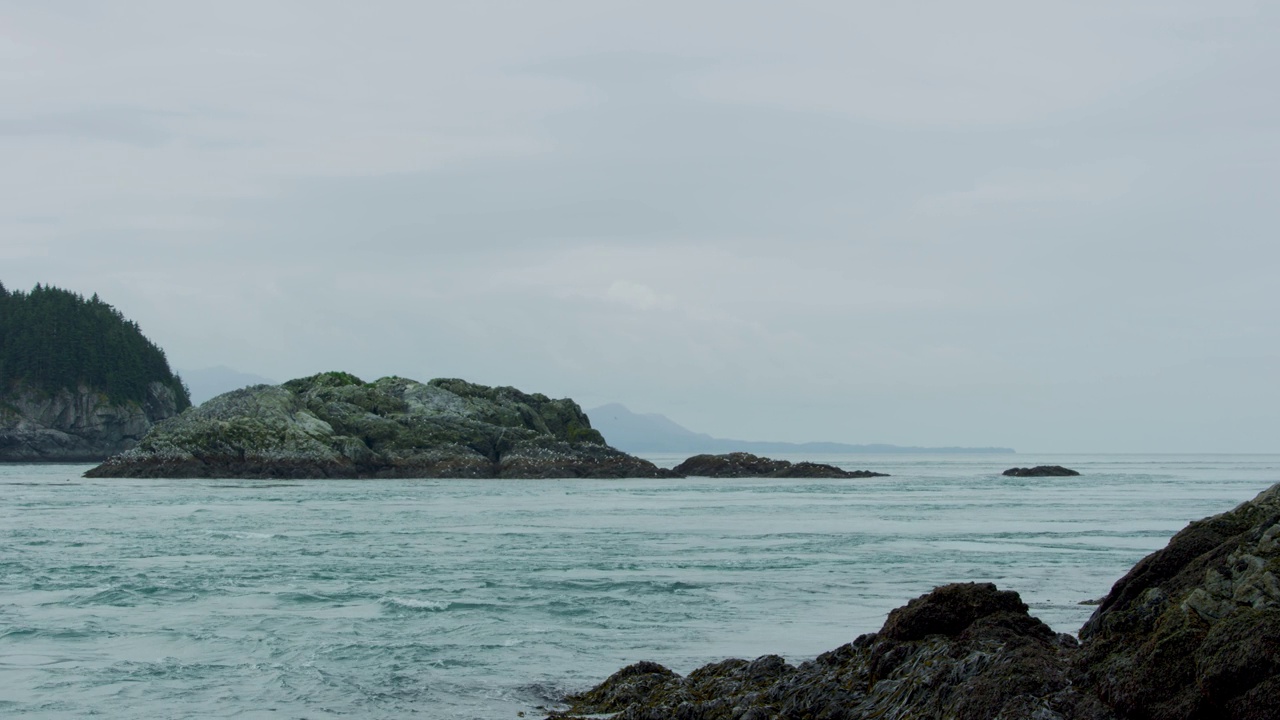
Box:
3, 1, 1277, 452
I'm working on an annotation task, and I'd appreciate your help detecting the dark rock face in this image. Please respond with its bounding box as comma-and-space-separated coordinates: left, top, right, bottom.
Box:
1076, 483, 1280, 720
673, 452, 788, 477
673, 452, 887, 479
1003, 465, 1081, 477
879, 581, 1030, 641
0, 381, 181, 461
549, 483, 1280, 720
554, 582, 1111, 720
85, 373, 677, 479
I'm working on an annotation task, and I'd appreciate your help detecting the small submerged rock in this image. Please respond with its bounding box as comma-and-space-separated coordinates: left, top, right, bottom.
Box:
1003, 465, 1080, 477
672, 452, 887, 479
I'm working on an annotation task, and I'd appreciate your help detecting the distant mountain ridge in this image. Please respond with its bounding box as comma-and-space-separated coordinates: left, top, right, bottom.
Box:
586, 403, 1014, 454
180, 365, 277, 406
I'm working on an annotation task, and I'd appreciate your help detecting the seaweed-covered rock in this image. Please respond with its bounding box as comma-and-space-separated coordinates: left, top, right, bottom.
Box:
1076, 483, 1280, 720
85, 373, 677, 479
879, 581, 1030, 641
553, 582, 1110, 720
673, 452, 887, 479
561, 661, 680, 715
1003, 465, 1080, 477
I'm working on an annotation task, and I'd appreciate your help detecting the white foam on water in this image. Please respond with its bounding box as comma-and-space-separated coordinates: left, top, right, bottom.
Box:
204, 530, 285, 540
380, 596, 452, 611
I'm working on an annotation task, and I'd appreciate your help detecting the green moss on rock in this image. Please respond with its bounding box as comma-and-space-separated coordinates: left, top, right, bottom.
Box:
282, 370, 365, 392
86, 374, 676, 479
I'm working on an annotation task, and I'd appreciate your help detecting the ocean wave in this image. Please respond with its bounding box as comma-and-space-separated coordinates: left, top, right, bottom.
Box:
274, 590, 362, 605
204, 530, 287, 540
380, 596, 451, 612
66, 585, 197, 607
536, 578, 704, 594
0, 626, 98, 641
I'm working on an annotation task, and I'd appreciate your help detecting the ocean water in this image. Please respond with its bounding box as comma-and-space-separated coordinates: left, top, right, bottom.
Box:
1, 454, 1277, 719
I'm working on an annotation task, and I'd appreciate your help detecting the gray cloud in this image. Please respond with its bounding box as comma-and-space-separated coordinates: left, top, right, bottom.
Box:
3, 1, 1278, 452
0, 106, 179, 146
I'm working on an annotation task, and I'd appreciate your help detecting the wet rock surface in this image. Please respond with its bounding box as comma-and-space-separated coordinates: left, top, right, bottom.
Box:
673, 452, 887, 479
86, 372, 677, 479
1003, 465, 1081, 477
553, 582, 1111, 720
549, 483, 1280, 720
1077, 482, 1280, 720
0, 381, 181, 461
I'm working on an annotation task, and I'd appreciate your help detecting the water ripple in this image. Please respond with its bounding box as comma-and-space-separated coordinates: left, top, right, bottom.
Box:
1, 456, 1276, 718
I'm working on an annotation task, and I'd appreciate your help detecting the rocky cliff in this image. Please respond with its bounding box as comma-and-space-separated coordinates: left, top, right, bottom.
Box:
549, 482, 1280, 720
0, 381, 182, 462
86, 372, 677, 479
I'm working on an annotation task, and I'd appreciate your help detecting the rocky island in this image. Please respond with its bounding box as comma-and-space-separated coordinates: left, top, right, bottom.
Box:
0, 283, 190, 461
86, 371, 677, 479
549, 481, 1280, 720
673, 452, 887, 479
1004, 465, 1080, 477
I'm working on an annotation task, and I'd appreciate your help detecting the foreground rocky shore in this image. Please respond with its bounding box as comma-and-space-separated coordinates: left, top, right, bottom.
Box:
549, 482, 1280, 720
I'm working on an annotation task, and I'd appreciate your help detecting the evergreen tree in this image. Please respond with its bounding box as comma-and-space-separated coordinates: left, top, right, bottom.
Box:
0, 282, 191, 410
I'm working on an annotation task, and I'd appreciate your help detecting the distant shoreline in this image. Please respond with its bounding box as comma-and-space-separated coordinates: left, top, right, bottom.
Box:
586, 403, 1014, 455
623, 441, 1016, 454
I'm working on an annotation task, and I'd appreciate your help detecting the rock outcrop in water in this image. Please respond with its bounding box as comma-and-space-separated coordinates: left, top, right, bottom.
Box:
86, 372, 676, 479
1003, 465, 1080, 477
672, 452, 888, 479
549, 482, 1280, 720
1, 381, 182, 462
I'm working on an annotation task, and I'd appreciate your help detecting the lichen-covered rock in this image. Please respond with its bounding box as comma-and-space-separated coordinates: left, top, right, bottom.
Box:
1076, 483, 1280, 720
673, 452, 887, 479
1003, 465, 1080, 477
0, 381, 181, 461
85, 372, 676, 479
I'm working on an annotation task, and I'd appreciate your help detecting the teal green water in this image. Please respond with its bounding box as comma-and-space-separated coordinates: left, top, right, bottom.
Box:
2, 455, 1276, 718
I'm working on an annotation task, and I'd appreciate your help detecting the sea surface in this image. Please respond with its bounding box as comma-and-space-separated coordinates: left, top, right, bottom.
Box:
2, 453, 1277, 719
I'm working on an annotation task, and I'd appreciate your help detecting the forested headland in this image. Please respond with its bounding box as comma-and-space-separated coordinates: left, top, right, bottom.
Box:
0, 282, 191, 410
